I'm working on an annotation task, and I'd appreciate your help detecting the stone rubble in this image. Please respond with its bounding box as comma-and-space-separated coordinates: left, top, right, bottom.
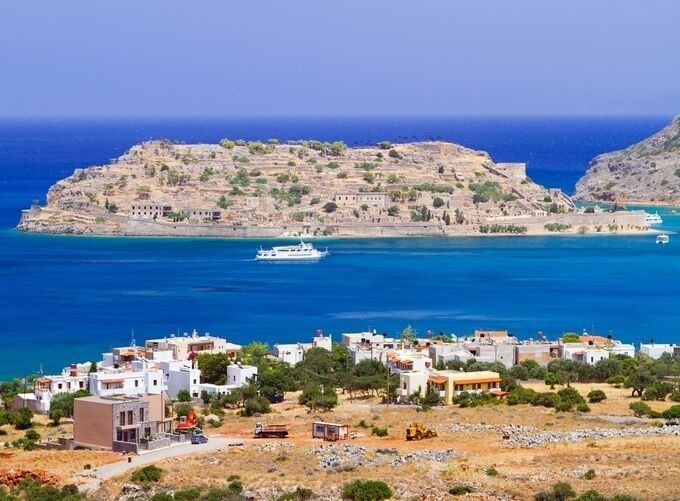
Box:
309, 443, 461, 470
506, 424, 680, 447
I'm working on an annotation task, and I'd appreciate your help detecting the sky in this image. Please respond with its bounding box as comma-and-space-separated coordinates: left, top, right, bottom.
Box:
1, 1, 679, 117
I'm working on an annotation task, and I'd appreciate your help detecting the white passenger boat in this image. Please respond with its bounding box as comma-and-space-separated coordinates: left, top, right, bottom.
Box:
645, 212, 663, 225
656, 234, 669, 244
255, 241, 329, 261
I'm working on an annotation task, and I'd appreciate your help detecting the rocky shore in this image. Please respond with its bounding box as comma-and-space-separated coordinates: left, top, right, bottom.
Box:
574, 115, 680, 204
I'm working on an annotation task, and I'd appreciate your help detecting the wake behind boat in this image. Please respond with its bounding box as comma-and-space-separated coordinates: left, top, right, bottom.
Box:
645, 212, 663, 225
255, 241, 329, 261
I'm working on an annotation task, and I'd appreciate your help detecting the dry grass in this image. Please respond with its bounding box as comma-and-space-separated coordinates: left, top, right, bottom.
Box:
94, 389, 680, 500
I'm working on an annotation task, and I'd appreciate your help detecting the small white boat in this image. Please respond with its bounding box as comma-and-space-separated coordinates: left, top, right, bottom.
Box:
645, 212, 663, 225
656, 234, 669, 244
255, 241, 329, 261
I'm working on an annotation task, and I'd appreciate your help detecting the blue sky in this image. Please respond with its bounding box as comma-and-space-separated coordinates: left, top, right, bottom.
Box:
1, 1, 679, 117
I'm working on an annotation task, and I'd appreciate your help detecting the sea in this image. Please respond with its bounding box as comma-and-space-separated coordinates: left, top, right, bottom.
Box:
0, 116, 678, 380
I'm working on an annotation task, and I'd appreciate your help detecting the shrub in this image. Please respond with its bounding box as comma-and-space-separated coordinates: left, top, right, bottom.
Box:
174, 487, 201, 501
24, 429, 40, 442
241, 396, 271, 417
449, 485, 474, 496
486, 466, 499, 477
342, 479, 392, 500
176, 389, 192, 402
278, 487, 315, 500
371, 426, 388, 437
629, 401, 652, 418
432, 197, 445, 208
15, 408, 33, 430
576, 403, 591, 413
388, 149, 401, 159
576, 491, 606, 501
661, 404, 680, 421
323, 202, 338, 213
583, 469, 596, 480
670, 390, 680, 402
131, 464, 163, 484
607, 374, 626, 388
532, 392, 561, 409
587, 390, 607, 403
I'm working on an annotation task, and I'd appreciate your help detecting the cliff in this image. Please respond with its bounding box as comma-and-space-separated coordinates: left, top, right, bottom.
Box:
17, 138, 646, 237
574, 116, 680, 204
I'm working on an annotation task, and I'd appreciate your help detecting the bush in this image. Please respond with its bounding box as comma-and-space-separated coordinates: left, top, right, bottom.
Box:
661, 404, 680, 421
532, 392, 561, 409
582, 469, 597, 480
449, 485, 474, 496
241, 396, 272, 417
176, 389, 192, 402
151, 493, 173, 501
576, 491, 606, 501
607, 374, 626, 388
173, 487, 201, 501
342, 479, 392, 500
24, 429, 40, 442
629, 401, 652, 418
587, 389, 607, 403
131, 464, 163, 484
371, 426, 388, 437
485, 467, 499, 477
14, 408, 33, 430
323, 202, 338, 213
576, 403, 591, 413
670, 390, 680, 402
278, 487, 315, 500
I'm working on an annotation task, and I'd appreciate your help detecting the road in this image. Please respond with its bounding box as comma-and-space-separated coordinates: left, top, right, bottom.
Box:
94, 436, 242, 480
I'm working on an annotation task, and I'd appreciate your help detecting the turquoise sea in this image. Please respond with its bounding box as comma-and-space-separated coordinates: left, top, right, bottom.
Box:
0, 117, 678, 379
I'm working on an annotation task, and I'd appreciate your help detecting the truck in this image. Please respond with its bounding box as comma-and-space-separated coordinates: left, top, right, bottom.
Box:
253, 421, 289, 438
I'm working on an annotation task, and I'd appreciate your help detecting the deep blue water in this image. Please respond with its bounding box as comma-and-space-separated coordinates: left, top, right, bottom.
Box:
0, 116, 677, 379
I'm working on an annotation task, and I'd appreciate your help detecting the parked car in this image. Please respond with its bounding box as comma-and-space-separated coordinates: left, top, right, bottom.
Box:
191, 434, 208, 444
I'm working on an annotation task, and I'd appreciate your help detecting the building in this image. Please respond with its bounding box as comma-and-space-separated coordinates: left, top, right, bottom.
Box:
334, 193, 388, 209
130, 204, 172, 219
144, 330, 241, 360
515, 343, 559, 366
226, 364, 258, 386
160, 360, 201, 399
397, 371, 430, 402
73, 394, 172, 453
89, 359, 166, 398
427, 371, 502, 405
386, 350, 432, 374
273, 333, 332, 365
13, 365, 89, 413
640, 343, 680, 359
312, 421, 349, 441
561, 344, 610, 365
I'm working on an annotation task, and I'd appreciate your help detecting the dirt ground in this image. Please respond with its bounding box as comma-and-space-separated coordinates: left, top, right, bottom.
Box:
4, 383, 680, 500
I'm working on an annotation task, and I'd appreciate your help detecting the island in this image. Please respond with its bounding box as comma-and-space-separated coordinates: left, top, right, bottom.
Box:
574, 115, 680, 204
18, 139, 647, 237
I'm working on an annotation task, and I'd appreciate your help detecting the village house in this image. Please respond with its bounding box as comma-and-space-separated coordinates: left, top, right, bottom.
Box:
560, 334, 635, 364
427, 370, 502, 405
197, 364, 258, 397
73, 394, 172, 453
144, 330, 241, 360
160, 359, 201, 399
273, 333, 332, 365
640, 343, 680, 359
13, 365, 89, 413
386, 350, 433, 374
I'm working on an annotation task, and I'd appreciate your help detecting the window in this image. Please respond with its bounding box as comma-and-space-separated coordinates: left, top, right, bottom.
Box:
79, 381, 84, 388
193, 379, 197, 384
153, 380, 158, 386
127, 410, 133, 424
120, 411, 126, 426
57, 383, 62, 390
135, 380, 139, 388
139, 408, 144, 422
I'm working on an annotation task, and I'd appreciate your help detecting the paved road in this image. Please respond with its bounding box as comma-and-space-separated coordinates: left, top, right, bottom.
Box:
94, 436, 241, 480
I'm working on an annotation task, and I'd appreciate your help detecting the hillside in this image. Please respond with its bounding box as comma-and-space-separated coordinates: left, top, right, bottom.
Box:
574, 116, 680, 204
18, 138, 646, 237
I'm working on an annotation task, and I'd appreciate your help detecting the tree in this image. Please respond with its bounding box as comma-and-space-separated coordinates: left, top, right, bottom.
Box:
196, 353, 231, 385
258, 364, 296, 402
400, 325, 415, 344
323, 202, 338, 213
624, 371, 655, 397
544, 372, 563, 390
562, 333, 581, 343
295, 347, 333, 386
661, 404, 680, 421
89, 361, 98, 373
176, 389, 192, 402
241, 395, 271, 416
432, 197, 444, 208
49, 408, 64, 426
298, 384, 338, 412
15, 407, 33, 430
242, 341, 271, 368
387, 205, 399, 216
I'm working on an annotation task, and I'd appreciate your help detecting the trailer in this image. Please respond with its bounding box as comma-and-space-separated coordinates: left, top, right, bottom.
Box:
312, 421, 349, 441
254, 421, 289, 438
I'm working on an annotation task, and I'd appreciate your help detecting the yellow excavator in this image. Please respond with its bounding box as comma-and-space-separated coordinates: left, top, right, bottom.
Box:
405, 422, 438, 441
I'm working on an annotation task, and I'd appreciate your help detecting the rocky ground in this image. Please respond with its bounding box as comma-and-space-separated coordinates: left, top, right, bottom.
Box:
574, 115, 680, 204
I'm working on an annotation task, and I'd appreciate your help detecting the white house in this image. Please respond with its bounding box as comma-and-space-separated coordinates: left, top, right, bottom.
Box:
160, 360, 201, 399
640, 343, 678, 359
13, 366, 90, 413
561, 343, 610, 365
273, 343, 307, 365
397, 371, 429, 402
227, 364, 258, 386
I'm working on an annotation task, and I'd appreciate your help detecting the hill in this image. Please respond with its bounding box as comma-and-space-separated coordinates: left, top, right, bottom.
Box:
574, 116, 680, 204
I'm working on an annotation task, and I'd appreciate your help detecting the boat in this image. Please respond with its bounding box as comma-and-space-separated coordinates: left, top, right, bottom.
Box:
255, 241, 329, 261
656, 234, 669, 244
645, 212, 663, 225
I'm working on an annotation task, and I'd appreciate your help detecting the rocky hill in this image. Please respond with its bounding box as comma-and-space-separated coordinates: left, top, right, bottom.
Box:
18, 138, 646, 237
574, 116, 680, 204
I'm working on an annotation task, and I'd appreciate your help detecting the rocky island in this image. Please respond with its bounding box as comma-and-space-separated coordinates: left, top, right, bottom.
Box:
574, 115, 680, 204
19, 139, 647, 237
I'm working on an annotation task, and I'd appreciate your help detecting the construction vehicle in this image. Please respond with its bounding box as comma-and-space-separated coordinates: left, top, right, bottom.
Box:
176, 409, 198, 433
254, 421, 289, 438
405, 422, 438, 441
